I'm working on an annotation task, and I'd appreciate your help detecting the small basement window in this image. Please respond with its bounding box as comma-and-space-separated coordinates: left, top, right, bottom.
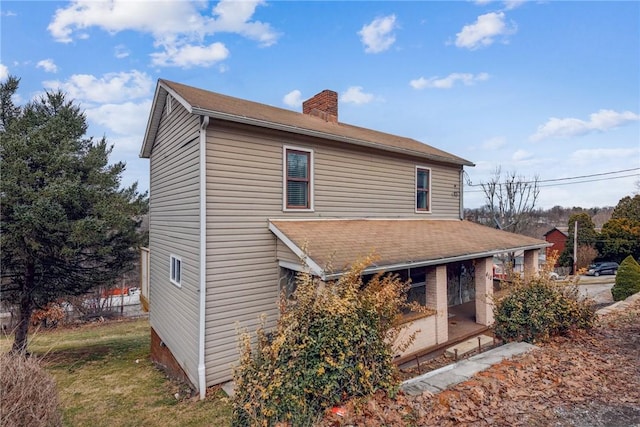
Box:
170, 254, 182, 287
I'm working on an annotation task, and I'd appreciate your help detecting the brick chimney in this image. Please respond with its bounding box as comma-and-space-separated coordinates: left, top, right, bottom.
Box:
302, 90, 338, 123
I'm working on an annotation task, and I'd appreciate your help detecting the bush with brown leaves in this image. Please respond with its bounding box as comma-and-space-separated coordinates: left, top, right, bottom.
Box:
232, 256, 416, 427
0, 352, 61, 427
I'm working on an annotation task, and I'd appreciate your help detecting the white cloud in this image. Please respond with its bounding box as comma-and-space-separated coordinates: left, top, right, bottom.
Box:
150, 42, 229, 68
569, 148, 640, 166
114, 44, 130, 59
108, 135, 146, 154
340, 86, 374, 105
0, 63, 8, 80
283, 90, 303, 108
530, 109, 640, 141
36, 59, 58, 73
85, 100, 152, 136
410, 72, 489, 89
210, 0, 279, 47
503, 1, 526, 10
358, 14, 397, 54
48, 0, 277, 68
512, 149, 533, 161
43, 70, 153, 104
455, 12, 516, 49
482, 136, 507, 150
473, 0, 524, 8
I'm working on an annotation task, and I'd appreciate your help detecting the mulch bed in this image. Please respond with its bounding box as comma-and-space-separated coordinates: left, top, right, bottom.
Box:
319, 299, 640, 426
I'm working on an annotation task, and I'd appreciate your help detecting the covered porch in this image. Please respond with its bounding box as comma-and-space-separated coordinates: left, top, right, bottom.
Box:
269, 218, 548, 361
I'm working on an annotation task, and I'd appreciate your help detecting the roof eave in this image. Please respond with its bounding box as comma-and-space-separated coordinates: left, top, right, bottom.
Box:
139, 80, 196, 158
192, 107, 475, 167
323, 242, 552, 280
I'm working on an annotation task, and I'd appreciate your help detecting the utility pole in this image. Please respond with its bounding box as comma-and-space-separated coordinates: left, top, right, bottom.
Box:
573, 220, 578, 275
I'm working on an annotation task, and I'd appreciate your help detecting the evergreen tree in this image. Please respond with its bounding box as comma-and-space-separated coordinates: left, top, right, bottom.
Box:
598, 195, 640, 262
0, 76, 147, 353
611, 195, 640, 222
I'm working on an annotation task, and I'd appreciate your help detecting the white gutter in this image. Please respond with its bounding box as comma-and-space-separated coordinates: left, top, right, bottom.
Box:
197, 115, 209, 400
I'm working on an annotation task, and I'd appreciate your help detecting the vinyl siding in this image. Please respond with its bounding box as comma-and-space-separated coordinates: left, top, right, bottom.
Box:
204, 121, 463, 385
276, 240, 302, 265
148, 100, 201, 387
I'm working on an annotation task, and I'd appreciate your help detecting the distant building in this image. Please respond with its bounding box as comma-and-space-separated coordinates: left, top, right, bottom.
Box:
544, 227, 569, 265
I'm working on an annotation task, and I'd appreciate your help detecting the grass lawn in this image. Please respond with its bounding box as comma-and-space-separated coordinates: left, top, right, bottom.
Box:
0, 318, 232, 427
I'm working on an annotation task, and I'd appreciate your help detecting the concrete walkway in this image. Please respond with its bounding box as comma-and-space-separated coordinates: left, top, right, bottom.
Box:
401, 342, 538, 395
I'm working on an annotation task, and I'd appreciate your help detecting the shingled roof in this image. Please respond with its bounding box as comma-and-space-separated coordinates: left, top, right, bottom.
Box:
269, 219, 549, 279
140, 79, 473, 167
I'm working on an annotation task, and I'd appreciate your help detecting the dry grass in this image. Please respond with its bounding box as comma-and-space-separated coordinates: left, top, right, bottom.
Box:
1, 352, 62, 427
0, 318, 232, 427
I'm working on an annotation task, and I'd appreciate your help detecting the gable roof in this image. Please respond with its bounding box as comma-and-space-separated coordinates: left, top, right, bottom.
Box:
140, 79, 474, 167
544, 226, 569, 237
269, 219, 550, 279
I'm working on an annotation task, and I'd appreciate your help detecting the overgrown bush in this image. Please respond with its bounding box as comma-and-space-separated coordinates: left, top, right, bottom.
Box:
611, 255, 640, 301
0, 352, 62, 427
493, 275, 597, 343
232, 257, 414, 426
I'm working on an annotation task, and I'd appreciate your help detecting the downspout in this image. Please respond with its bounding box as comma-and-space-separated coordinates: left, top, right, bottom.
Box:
198, 115, 209, 399
459, 169, 464, 220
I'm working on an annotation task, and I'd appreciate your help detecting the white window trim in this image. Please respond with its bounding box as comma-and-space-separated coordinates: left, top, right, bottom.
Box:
283, 145, 314, 212
415, 165, 432, 214
169, 254, 182, 288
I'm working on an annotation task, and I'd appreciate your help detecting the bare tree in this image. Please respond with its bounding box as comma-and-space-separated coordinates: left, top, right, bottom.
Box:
480, 167, 540, 235
478, 167, 540, 272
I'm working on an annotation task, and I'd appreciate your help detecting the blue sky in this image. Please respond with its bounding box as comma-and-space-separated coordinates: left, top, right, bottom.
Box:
2, 0, 639, 209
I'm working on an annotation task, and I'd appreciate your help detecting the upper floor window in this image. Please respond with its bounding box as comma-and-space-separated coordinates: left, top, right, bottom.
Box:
170, 254, 182, 287
284, 146, 314, 211
416, 167, 431, 212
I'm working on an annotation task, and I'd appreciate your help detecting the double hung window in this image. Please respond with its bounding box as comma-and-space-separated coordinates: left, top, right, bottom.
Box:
284, 147, 313, 211
416, 167, 431, 212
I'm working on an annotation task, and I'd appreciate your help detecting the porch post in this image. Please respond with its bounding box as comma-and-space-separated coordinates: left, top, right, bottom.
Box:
523, 249, 539, 280
426, 265, 448, 344
475, 257, 494, 326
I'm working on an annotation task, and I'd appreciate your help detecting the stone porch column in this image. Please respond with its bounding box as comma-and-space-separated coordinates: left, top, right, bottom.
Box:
426, 265, 448, 344
523, 249, 539, 280
475, 257, 494, 326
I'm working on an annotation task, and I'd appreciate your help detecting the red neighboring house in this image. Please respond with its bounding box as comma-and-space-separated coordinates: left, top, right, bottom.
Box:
544, 226, 569, 265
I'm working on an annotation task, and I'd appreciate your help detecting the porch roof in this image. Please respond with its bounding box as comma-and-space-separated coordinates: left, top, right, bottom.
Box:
269, 219, 550, 279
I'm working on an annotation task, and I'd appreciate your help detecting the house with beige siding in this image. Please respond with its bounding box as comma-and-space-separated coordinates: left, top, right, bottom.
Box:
140, 79, 549, 398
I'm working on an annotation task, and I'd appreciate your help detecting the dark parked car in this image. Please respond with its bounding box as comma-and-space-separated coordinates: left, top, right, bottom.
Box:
586, 262, 619, 276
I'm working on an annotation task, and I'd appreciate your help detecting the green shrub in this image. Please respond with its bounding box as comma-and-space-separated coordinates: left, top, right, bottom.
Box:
0, 352, 62, 427
232, 257, 413, 427
493, 276, 597, 343
611, 255, 640, 301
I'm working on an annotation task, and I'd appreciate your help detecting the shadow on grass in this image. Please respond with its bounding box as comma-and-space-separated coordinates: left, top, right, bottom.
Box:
37, 334, 149, 371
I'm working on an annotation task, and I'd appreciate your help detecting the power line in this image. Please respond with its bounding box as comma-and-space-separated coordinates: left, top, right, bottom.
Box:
538, 174, 639, 188
465, 173, 639, 193
465, 167, 640, 187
